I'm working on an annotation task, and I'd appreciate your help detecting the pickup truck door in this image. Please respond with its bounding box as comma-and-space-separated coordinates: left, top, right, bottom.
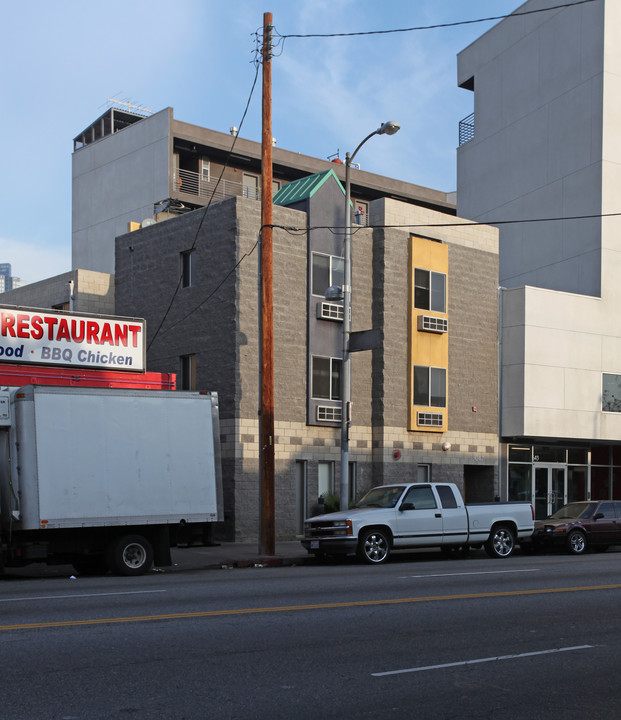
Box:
394, 485, 443, 547
434, 484, 469, 545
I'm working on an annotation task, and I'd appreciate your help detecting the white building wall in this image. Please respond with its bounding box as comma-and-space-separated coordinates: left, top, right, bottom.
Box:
71, 107, 172, 274
458, 0, 621, 443
457, 0, 605, 297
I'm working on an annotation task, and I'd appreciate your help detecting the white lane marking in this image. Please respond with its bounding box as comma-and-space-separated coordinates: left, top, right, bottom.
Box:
0, 590, 166, 603
399, 569, 540, 579
372, 645, 594, 677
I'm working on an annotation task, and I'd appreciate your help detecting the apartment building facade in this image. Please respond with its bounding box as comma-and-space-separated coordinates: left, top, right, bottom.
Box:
115, 175, 499, 541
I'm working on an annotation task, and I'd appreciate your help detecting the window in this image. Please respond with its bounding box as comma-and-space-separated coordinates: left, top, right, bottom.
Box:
417, 464, 430, 483
413, 366, 446, 407
312, 356, 342, 400
312, 253, 344, 297
402, 485, 437, 509
272, 179, 281, 195
201, 160, 210, 182
318, 461, 334, 498
436, 485, 458, 509
180, 354, 196, 390
295, 461, 307, 535
181, 249, 195, 288
603, 374, 621, 412
414, 268, 446, 313
348, 462, 357, 504
354, 201, 368, 226
243, 173, 259, 199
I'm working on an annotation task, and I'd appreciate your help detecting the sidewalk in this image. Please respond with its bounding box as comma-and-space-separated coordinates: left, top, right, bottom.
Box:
0, 541, 312, 579
168, 540, 311, 573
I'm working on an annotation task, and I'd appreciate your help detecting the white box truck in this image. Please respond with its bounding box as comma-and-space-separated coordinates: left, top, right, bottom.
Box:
0, 385, 223, 576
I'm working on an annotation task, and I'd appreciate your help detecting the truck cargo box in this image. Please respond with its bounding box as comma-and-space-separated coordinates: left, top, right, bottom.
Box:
2, 385, 223, 530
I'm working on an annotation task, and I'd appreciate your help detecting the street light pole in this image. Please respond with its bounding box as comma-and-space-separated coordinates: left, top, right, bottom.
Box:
339, 121, 400, 511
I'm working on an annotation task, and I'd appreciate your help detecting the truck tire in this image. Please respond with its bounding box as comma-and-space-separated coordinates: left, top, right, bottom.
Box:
484, 525, 515, 558
357, 528, 391, 564
567, 529, 587, 555
107, 535, 154, 576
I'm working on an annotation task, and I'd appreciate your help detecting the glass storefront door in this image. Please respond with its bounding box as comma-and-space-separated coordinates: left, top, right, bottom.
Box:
534, 465, 566, 520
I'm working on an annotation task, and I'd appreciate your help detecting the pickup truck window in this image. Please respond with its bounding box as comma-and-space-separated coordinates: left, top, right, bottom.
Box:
355, 486, 405, 509
402, 486, 437, 510
436, 485, 458, 509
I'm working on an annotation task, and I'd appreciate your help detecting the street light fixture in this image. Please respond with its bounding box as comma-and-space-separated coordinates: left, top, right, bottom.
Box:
334, 120, 400, 511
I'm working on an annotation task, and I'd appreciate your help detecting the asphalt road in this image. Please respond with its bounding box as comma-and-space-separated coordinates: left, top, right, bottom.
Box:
2, 549, 621, 719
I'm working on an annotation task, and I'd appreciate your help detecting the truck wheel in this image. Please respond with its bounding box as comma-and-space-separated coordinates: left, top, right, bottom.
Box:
484, 525, 515, 558
108, 535, 154, 576
357, 529, 391, 564
567, 529, 587, 555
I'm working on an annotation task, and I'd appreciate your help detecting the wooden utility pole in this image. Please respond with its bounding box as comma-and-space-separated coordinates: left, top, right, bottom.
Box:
259, 11, 275, 555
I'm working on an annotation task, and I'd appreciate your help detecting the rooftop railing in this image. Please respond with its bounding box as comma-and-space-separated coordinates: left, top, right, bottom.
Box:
459, 112, 475, 146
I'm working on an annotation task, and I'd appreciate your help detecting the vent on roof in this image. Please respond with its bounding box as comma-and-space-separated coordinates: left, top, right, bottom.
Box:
316, 302, 344, 322
417, 315, 448, 334
317, 405, 342, 422
417, 412, 444, 427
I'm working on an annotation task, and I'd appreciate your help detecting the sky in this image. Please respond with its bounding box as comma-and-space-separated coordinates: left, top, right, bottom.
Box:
1, 0, 521, 284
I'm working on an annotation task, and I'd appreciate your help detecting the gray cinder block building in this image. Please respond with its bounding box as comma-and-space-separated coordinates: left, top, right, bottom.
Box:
115, 171, 499, 541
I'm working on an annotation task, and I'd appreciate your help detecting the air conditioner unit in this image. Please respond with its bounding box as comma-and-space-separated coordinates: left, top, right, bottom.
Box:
417, 315, 448, 333
316, 302, 343, 322
317, 405, 342, 422
417, 411, 444, 427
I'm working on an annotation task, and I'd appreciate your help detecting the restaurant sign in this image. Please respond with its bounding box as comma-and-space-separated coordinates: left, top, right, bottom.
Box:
0, 307, 145, 372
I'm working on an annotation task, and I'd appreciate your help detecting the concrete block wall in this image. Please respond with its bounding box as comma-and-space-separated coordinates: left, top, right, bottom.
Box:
0, 269, 114, 315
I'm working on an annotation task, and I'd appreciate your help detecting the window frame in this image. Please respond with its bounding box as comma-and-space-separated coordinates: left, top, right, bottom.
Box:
311, 355, 342, 401
181, 249, 195, 288
414, 268, 446, 313
311, 252, 345, 298
180, 353, 196, 391
413, 365, 447, 408
602, 373, 621, 412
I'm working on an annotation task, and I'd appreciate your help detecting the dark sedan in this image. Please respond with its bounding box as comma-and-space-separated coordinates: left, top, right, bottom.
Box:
531, 501, 621, 555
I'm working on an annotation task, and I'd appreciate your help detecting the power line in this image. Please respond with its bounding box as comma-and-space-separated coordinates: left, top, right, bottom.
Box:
270, 210, 621, 235
275, 0, 597, 40
147, 63, 261, 352
152, 209, 619, 337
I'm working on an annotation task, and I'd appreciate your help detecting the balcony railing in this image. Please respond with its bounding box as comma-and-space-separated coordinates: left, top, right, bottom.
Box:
173, 168, 370, 225
174, 168, 260, 202
459, 112, 475, 145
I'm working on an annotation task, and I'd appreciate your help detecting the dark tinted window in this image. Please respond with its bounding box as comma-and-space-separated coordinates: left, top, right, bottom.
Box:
403, 486, 437, 510
598, 502, 615, 519
436, 485, 458, 509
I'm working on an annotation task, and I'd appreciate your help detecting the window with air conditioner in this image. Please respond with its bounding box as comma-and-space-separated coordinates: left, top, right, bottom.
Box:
413, 365, 446, 408
311, 252, 344, 297
414, 268, 446, 313
312, 356, 342, 400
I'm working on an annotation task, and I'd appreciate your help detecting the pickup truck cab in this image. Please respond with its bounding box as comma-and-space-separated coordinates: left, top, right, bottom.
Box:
302, 483, 534, 564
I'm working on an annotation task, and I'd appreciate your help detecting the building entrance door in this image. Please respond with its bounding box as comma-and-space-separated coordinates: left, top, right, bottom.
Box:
533, 465, 566, 520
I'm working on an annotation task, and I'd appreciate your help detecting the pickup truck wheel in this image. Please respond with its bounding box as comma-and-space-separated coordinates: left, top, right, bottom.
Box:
357, 529, 391, 564
108, 535, 154, 576
484, 525, 515, 558
567, 529, 587, 555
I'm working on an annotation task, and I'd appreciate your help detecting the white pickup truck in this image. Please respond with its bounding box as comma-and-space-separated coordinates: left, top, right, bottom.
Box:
302, 483, 534, 564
